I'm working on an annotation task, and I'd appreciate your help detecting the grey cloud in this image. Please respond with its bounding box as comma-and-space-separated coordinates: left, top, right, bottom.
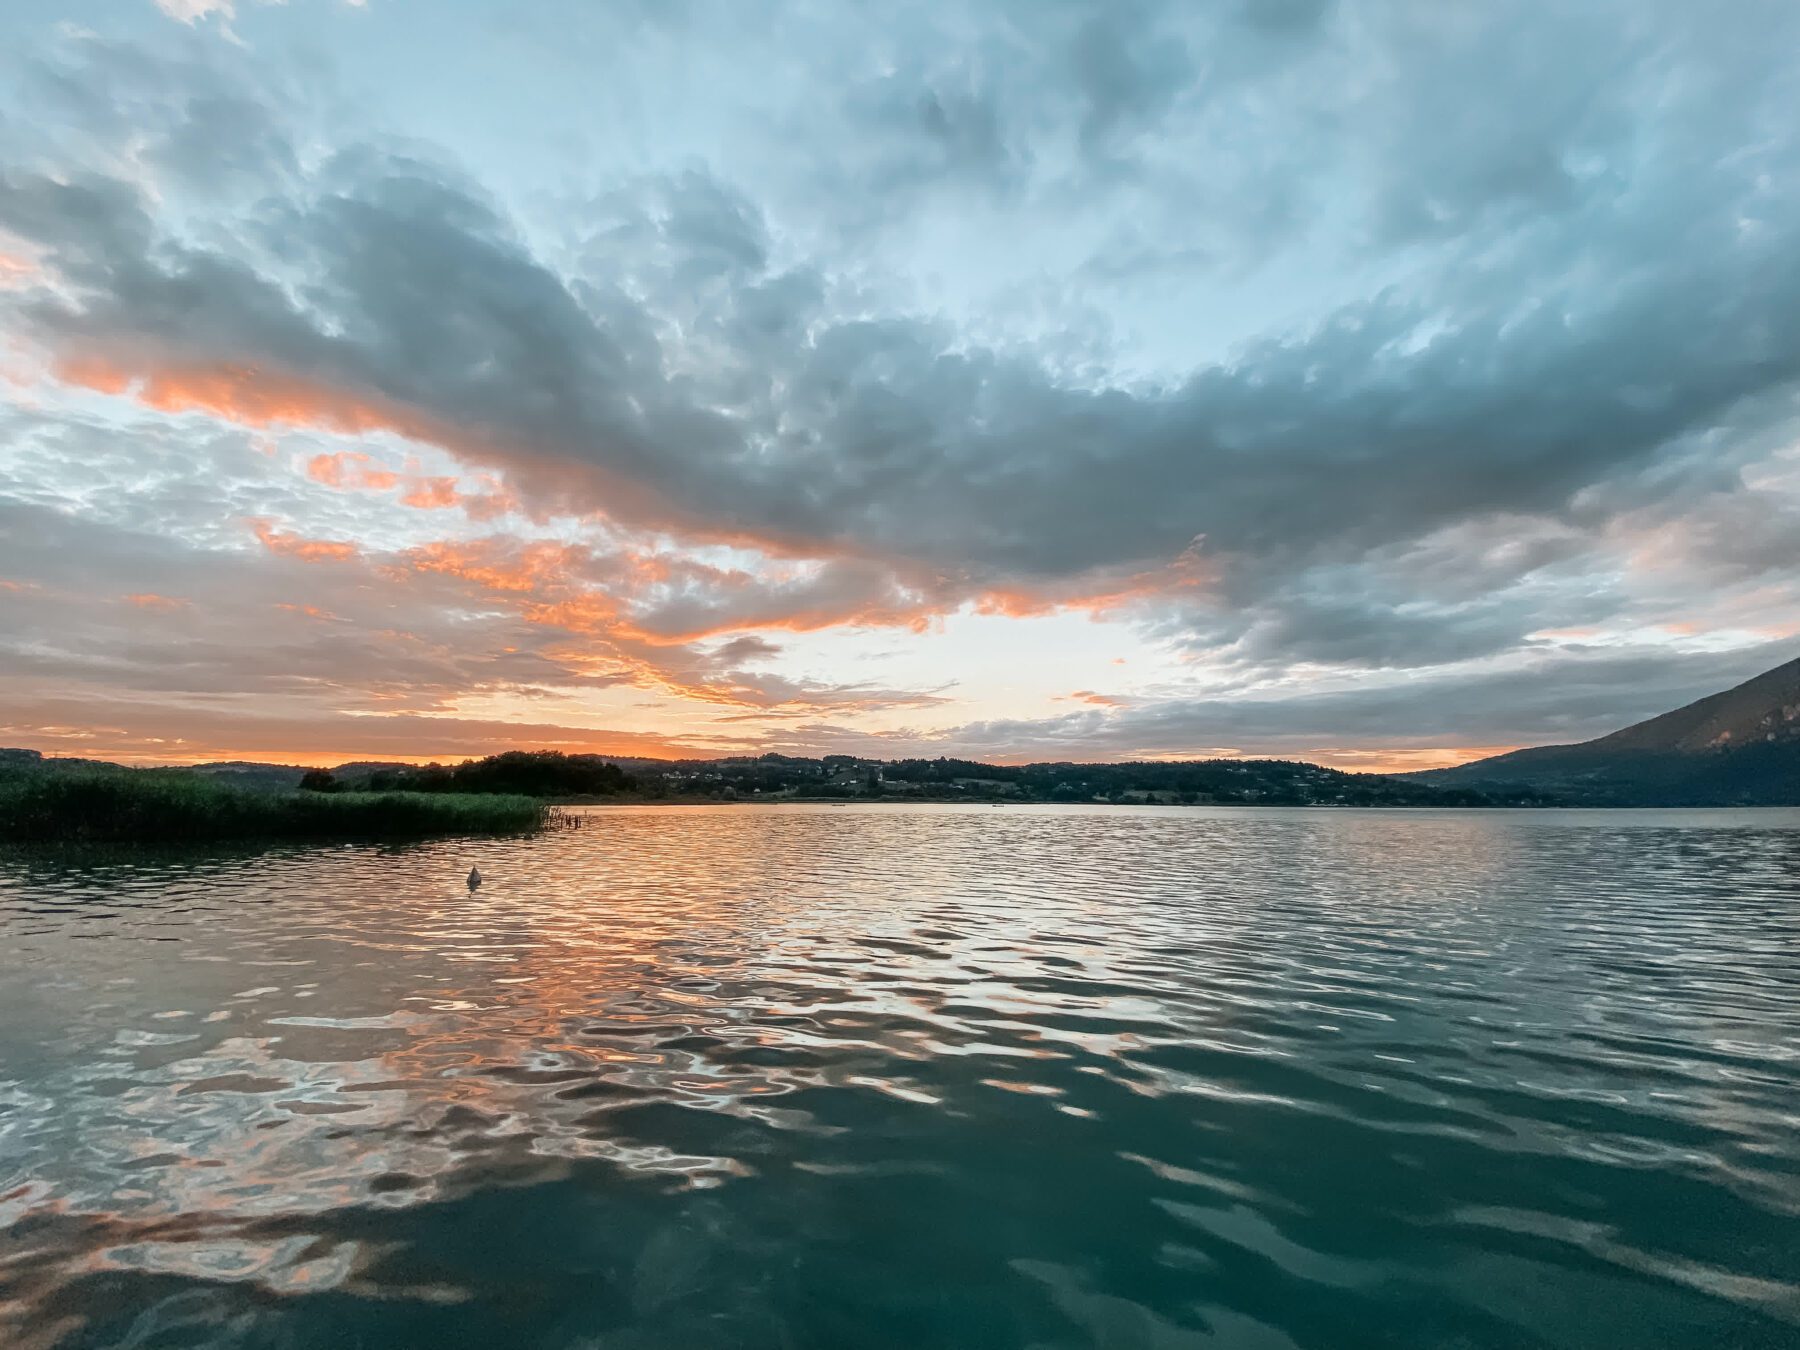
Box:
6, 57, 1791, 591
784, 1, 1668, 261
1216, 596, 1561, 673
931, 641, 1800, 761
1066, 4, 1193, 163
7, 34, 305, 202
0, 491, 947, 722
3, 14, 1800, 697
708, 636, 782, 665
1236, 0, 1331, 36
1147, 515, 1616, 673
839, 72, 1028, 202
0, 497, 609, 709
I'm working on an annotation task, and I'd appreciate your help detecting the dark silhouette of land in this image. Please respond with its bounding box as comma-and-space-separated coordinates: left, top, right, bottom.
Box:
0, 760, 556, 843
1411, 656, 1799, 805
2, 747, 1550, 812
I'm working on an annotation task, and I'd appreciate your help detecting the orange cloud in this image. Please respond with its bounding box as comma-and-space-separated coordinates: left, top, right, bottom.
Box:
53, 354, 132, 396
1064, 690, 1129, 707
374, 537, 952, 712
274, 602, 339, 620
395, 537, 939, 646
306, 451, 400, 492
58, 357, 416, 439
48, 351, 708, 541
39, 337, 1226, 722
403, 539, 588, 594
390, 531, 1217, 660
48, 349, 1215, 619
1, 697, 725, 768
973, 542, 1214, 621
248, 518, 359, 563
1304, 745, 1523, 774
43, 350, 920, 566
307, 450, 513, 517
400, 476, 463, 510
0, 249, 39, 289
123, 593, 190, 611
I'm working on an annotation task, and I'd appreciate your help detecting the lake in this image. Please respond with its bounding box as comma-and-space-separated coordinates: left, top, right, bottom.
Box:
2, 804, 1798, 1349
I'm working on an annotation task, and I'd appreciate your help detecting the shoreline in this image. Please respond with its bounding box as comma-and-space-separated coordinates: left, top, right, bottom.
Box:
545, 796, 1800, 812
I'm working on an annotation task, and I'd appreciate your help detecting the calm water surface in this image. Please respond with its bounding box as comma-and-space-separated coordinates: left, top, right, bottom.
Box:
1, 805, 1798, 1349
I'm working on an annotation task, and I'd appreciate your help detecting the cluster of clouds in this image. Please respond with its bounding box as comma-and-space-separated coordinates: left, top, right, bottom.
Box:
1, 2, 1797, 764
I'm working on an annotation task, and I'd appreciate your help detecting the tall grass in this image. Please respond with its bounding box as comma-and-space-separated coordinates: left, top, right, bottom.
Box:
0, 766, 553, 843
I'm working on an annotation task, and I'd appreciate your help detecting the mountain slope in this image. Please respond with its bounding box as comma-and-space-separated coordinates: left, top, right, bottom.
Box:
1414, 656, 1800, 805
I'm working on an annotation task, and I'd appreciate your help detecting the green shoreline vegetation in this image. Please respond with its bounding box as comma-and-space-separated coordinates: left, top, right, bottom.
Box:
0, 763, 556, 843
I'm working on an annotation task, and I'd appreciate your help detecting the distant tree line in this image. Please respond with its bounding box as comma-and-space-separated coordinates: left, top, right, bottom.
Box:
876, 755, 1534, 805
301, 751, 637, 798
291, 748, 1552, 806
622, 753, 1552, 806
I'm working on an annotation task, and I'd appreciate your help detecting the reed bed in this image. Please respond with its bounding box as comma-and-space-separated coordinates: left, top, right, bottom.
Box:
0, 766, 553, 842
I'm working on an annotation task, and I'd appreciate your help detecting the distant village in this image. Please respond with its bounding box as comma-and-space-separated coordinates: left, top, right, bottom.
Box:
383, 751, 1547, 808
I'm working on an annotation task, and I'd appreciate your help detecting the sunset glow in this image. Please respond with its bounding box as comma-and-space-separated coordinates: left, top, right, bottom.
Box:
3, 3, 1797, 771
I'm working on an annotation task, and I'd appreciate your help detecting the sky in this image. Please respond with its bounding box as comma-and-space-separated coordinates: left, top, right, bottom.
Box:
1, 1, 1797, 772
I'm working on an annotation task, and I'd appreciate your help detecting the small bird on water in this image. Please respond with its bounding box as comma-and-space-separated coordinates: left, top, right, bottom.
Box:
467, 866, 482, 892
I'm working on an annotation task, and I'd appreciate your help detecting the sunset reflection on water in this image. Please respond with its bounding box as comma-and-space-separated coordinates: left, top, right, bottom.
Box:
3, 805, 1799, 1349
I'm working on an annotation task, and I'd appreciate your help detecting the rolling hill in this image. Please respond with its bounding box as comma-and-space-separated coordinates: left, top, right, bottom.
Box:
1412, 656, 1800, 805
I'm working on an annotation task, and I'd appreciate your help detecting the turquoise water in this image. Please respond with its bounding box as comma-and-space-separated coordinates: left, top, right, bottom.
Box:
1, 804, 1797, 1349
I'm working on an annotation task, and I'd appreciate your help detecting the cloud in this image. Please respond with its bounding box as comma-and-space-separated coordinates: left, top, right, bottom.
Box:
305, 450, 515, 517
2, 14, 1799, 763
153, 0, 237, 26
0, 480, 949, 762
7, 19, 1797, 622
249, 517, 358, 563
123, 592, 190, 610
923, 641, 1800, 763
0, 691, 720, 766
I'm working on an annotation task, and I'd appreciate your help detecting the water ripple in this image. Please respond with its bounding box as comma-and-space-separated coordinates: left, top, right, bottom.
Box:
1, 804, 1798, 1348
